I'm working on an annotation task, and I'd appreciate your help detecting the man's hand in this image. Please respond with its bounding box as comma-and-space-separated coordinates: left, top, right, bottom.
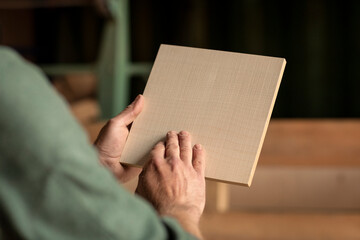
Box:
136, 131, 206, 239
94, 95, 144, 183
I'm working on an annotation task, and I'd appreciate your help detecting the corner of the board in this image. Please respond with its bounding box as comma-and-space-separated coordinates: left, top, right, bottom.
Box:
246, 178, 253, 187
160, 43, 170, 48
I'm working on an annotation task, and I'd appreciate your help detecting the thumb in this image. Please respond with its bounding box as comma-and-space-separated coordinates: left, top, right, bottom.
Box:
113, 94, 144, 126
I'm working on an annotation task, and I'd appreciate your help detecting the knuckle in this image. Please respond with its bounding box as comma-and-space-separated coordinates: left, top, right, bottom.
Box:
123, 106, 135, 118
167, 156, 180, 165
151, 156, 163, 166
166, 143, 179, 150
170, 161, 180, 170
125, 104, 135, 112
180, 145, 191, 152
168, 156, 179, 162
194, 158, 202, 164
109, 116, 126, 126
108, 118, 118, 125
192, 158, 202, 168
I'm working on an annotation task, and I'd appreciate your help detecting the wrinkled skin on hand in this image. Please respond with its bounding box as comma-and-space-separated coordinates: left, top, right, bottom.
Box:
136, 131, 206, 226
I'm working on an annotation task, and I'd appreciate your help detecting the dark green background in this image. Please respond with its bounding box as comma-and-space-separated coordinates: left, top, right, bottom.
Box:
3, 0, 360, 118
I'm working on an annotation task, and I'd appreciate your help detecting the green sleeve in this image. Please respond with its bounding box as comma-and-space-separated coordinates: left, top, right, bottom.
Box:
0, 46, 197, 240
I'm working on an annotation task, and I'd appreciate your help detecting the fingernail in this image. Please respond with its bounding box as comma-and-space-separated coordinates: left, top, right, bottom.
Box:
132, 94, 141, 104
167, 131, 176, 136
194, 144, 202, 150
179, 131, 189, 136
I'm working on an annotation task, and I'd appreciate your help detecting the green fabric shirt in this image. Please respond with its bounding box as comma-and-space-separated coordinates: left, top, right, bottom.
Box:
0, 46, 197, 240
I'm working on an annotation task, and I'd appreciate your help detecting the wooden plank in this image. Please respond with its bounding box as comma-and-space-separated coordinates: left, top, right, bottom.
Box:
229, 166, 360, 210
120, 44, 286, 186
200, 212, 360, 240
260, 119, 360, 167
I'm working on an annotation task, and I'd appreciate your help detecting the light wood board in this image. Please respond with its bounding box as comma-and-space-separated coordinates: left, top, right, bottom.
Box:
120, 44, 286, 186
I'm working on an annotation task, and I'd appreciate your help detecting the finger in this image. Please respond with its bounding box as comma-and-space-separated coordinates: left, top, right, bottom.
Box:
178, 131, 192, 164
192, 144, 205, 176
149, 141, 166, 166
165, 131, 180, 159
113, 94, 144, 126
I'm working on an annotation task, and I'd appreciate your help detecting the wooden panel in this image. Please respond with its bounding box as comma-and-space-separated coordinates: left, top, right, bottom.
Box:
229, 166, 360, 210
120, 44, 286, 186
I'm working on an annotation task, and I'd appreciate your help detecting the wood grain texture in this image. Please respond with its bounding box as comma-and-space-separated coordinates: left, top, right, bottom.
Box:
120, 44, 286, 186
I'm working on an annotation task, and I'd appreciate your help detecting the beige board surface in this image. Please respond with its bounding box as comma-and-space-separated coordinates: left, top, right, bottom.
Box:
120, 44, 286, 186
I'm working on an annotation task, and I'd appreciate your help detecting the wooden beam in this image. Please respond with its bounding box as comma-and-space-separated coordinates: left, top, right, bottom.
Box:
260, 119, 360, 167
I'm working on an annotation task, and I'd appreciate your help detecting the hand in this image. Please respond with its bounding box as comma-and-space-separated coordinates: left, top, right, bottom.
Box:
94, 95, 144, 183
136, 131, 206, 239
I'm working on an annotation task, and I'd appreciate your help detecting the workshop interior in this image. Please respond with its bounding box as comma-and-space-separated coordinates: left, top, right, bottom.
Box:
0, 1, 359, 239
